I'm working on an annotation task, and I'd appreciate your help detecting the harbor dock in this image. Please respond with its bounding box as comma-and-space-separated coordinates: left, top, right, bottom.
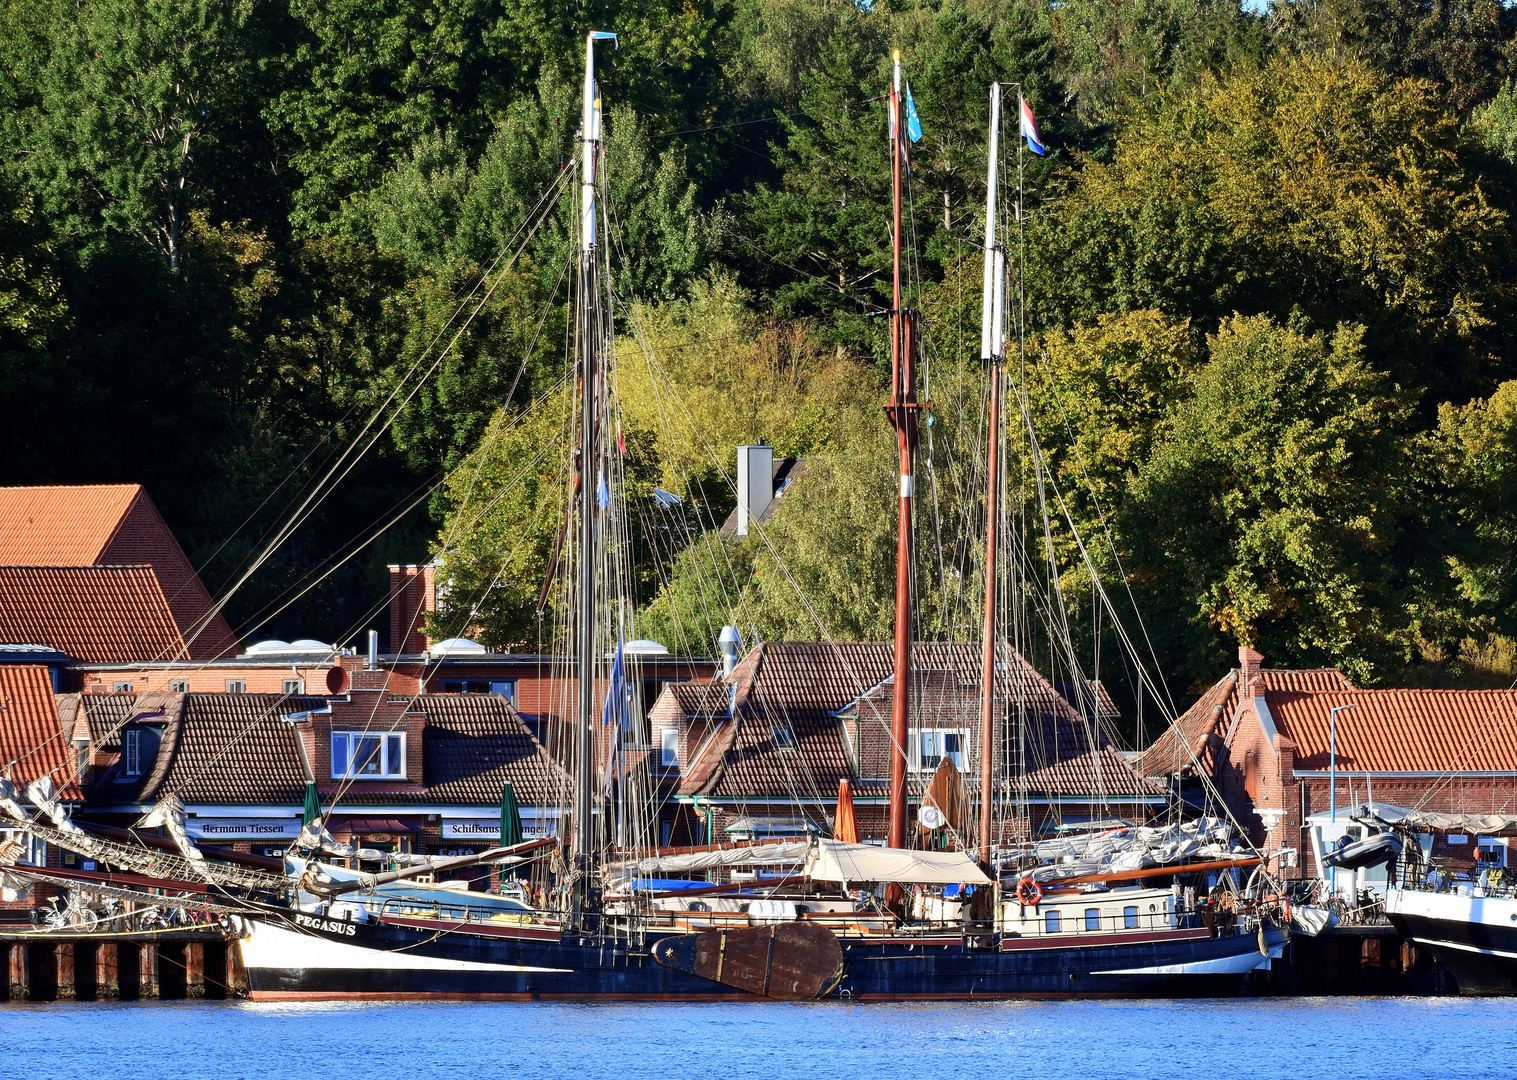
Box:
0, 929, 243, 1001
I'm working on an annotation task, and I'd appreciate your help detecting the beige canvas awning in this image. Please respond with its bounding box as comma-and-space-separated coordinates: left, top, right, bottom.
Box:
803, 839, 991, 885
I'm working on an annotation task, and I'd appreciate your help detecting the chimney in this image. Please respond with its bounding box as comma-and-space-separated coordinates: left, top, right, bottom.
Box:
388, 563, 438, 655
718, 625, 742, 678
1239, 645, 1264, 698
735, 444, 774, 537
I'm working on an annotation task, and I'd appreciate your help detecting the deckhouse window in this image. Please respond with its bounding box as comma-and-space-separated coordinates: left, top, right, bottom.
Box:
331, 731, 406, 779
1044, 910, 1061, 933
1124, 906, 1139, 929
1084, 908, 1101, 931
914, 729, 967, 771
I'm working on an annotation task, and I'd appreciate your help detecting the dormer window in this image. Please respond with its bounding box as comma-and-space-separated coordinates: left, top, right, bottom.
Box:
661, 729, 679, 767
914, 729, 967, 772
124, 730, 142, 777
332, 731, 406, 779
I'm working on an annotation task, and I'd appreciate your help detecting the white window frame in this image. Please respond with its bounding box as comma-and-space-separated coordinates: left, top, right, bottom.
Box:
283, 678, 305, 695
913, 728, 969, 772
331, 730, 407, 779
661, 728, 680, 767
226, 679, 247, 694
169, 680, 189, 693
124, 729, 142, 777
113, 681, 133, 693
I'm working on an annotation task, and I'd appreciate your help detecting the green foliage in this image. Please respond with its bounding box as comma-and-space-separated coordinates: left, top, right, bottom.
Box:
1121, 314, 1418, 683
1033, 53, 1507, 397
1050, 0, 1266, 120
6, 0, 259, 267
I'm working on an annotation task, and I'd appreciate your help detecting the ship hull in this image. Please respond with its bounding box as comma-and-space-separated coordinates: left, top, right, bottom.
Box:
1386, 886, 1517, 995
238, 912, 1284, 1001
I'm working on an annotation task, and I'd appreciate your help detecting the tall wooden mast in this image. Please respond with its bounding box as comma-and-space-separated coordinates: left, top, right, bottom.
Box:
573, 29, 617, 916
887, 51, 918, 851
977, 83, 1004, 872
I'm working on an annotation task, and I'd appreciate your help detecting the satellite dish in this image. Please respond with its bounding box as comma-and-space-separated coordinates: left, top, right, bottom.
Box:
919, 805, 944, 830
325, 666, 350, 695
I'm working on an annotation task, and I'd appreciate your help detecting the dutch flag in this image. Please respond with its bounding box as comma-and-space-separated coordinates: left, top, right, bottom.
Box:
1020, 95, 1045, 156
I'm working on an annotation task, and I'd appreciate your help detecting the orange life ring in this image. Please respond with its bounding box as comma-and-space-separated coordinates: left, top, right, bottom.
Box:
1015, 878, 1042, 906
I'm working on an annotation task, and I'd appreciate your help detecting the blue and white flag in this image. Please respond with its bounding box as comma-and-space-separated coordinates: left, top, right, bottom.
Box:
904, 83, 923, 143
596, 469, 610, 509
1019, 94, 1045, 156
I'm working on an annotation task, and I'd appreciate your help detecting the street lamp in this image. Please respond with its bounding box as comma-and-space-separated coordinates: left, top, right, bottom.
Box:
1329, 702, 1358, 823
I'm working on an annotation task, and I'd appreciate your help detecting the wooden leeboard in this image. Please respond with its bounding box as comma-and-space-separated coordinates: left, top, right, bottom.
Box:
652, 922, 844, 1000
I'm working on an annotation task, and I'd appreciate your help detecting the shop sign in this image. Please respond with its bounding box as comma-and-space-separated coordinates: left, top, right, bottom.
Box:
186, 817, 302, 840
441, 818, 554, 840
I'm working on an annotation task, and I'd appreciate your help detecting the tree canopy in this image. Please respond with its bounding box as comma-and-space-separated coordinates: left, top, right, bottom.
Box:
5, 0, 1517, 705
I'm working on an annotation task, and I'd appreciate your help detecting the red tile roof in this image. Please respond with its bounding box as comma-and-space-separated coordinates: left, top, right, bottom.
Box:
1136, 667, 1356, 778
0, 485, 140, 564
92, 692, 566, 809
1023, 748, 1165, 797
0, 485, 236, 658
1267, 688, 1517, 773
0, 665, 81, 799
414, 694, 571, 805
0, 565, 190, 663
670, 642, 1093, 802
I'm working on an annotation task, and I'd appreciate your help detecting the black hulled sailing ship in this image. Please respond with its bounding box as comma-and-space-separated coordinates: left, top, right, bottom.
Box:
4, 36, 1288, 1001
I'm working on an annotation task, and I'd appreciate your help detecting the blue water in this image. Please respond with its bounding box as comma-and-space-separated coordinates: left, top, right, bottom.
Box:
3, 998, 1515, 1079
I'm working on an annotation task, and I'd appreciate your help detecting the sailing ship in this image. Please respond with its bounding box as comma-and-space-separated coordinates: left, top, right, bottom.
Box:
0, 34, 1287, 1001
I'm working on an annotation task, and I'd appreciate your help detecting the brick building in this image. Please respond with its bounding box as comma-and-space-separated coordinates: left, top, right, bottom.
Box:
0, 665, 84, 917
0, 485, 238, 660
648, 640, 1154, 850
1143, 646, 1517, 887
69, 673, 568, 873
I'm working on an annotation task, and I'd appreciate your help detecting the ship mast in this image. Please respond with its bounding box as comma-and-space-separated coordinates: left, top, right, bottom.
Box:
573, 28, 617, 919
977, 83, 1004, 873
887, 50, 919, 851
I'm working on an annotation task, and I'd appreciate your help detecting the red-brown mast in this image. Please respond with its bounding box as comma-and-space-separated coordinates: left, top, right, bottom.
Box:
887, 50, 918, 851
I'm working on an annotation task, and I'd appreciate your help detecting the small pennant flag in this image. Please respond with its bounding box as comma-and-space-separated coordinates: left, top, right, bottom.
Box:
1019, 95, 1045, 156
617, 421, 626, 455
596, 469, 610, 508
904, 83, 923, 143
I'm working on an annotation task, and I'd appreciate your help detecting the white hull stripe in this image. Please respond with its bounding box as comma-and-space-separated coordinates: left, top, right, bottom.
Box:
1092, 951, 1273, 977
1415, 938, 1517, 961
240, 920, 571, 974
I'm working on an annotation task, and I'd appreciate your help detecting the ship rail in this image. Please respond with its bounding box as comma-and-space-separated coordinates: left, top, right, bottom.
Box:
1391, 853, 1517, 901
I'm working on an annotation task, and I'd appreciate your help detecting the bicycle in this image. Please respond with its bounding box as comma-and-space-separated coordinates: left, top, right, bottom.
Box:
42, 891, 99, 933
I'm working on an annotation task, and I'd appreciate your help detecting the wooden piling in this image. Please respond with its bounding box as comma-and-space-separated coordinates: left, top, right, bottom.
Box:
185, 941, 205, 999
225, 937, 247, 997
95, 942, 120, 1000
55, 942, 75, 1001
138, 941, 159, 1000
6, 941, 27, 1001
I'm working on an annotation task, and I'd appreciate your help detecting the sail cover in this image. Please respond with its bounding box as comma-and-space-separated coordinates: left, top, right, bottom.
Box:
804, 840, 991, 885
1357, 805, 1517, 834
613, 842, 810, 877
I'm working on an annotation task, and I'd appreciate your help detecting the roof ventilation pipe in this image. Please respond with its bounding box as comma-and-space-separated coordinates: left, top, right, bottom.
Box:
735, 444, 773, 537
718, 626, 742, 678
367, 629, 379, 671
